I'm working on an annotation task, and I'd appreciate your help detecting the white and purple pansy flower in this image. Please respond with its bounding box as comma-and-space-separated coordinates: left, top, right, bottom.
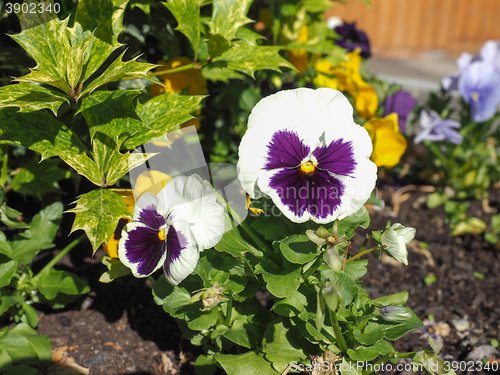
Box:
118, 174, 226, 285
237, 88, 377, 224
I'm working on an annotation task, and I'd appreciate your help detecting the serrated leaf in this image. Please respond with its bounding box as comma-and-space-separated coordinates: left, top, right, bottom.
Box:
213, 43, 294, 78
68, 189, 130, 252
0, 109, 101, 185
75, 0, 130, 83
91, 132, 155, 186
78, 90, 142, 144
79, 51, 156, 98
209, 0, 253, 42
165, 0, 201, 55
11, 13, 72, 92
0, 83, 68, 115
126, 93, 204, 148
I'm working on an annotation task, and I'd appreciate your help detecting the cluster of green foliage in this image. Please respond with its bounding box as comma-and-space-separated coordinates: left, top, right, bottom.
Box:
413, 92, 500, 243
0, 149, 89, 373
152, 206, 452, 374
0, 0, 456, 374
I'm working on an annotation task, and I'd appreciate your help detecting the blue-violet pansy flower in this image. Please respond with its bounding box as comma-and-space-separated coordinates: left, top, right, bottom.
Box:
414, 110, 463, 145
237, 88, 377, 224
118, 174, 225, 285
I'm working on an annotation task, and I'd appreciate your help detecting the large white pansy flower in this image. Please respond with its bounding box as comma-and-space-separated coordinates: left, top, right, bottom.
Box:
237, 88, 377, 223
118, 174, 225, 285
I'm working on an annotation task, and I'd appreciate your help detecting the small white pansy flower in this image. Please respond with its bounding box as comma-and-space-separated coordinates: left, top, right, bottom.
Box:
118, 174, 226, 285
237, 88, 377, 223
380, 223, 416, 266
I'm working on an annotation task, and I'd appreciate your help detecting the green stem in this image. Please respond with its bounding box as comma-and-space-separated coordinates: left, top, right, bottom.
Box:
239, 220, 273, 254
38, 237, 82, 275
150, 63, 198, 76
225, 294, 233, 326
347, 245, 383, 263
394, 351, 416, 358
328, 308, 348, 353
426, 142, 448, 170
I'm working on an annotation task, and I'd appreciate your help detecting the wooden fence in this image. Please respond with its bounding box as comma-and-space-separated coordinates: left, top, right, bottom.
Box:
326, 0, 500, 58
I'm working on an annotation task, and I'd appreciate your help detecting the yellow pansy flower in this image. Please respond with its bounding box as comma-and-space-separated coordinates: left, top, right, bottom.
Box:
288, 26, 310, 73
314, 50, 378, 118
151, 57, 207, 96
364, 113, 407, 168
355, 84, 378, 119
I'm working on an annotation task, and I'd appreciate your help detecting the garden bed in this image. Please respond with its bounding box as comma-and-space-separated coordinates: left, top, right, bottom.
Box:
36, 188, 500, 374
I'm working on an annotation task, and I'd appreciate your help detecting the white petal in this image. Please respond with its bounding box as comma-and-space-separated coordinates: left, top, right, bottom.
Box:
238, 88, 356, 198
133, 192, 158, 220
163, 220, 200, 285
157, 174, 226, 250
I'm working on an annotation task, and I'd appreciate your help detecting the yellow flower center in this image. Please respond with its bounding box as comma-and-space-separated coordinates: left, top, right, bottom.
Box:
158, 229, 167, 241
300, 160, 316, 174
471, 91, 480, 102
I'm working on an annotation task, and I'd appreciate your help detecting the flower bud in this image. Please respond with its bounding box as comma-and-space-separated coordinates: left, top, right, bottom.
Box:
201, 285, 227, 309
321, 284, 339, 312
377, 305, 412, 322
306, 229, 325, 246
381, 223, 416, 265
323, 247, 343, 272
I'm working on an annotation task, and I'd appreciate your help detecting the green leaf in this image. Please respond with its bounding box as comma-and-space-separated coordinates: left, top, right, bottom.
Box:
262, 320, 308, 372
91, 133, 154, 186
320, 270, 357, 306
372, 291, 409, 307
35, 269, 90, 300
7, 202, 62, 264
125, 93, 204, 149
215, 226, 262, 258
68, 189, 130, 252
78, 90, 142, 144
412, 350, 457, 375
0, 109, 101, 184
165, 0, 201, 54
338, 206, 370, 239
272, 287, 313, 318
79, 51, 156, 98
255, 260, 301, 298
0, 323, 52, 366
215, 351, 276, 375
0, 260, 17, 288
347, 339, 394, 361
353, 322, 384, 346
209, 0, 253, 42
213, 43, 294, 78
451, 217, 487, 236
99, 256, 131, 283
279, 234, 320, 264
187, 308, 219, 331
75, 0, 130, 83
343, 260, 368, 280
11, 158, 70, 198
11, 14, 72, 92
21, 303, 38, 328
152, 276, 194, 319
0, 83, 68, 115
379, 309, 423, 340
250, 216, 289, 241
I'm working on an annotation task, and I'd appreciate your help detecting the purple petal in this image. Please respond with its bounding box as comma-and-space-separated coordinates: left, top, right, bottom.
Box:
313, 138, 356, 176
383, 91, 417, 132
164, 225, 188, 276
268, 166, 344, 219
264, 130, 310, 170
124, 225, 166, 276
138, 205, 167, 229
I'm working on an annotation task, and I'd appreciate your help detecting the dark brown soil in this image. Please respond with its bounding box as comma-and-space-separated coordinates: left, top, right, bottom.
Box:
37, 188, 500, 375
